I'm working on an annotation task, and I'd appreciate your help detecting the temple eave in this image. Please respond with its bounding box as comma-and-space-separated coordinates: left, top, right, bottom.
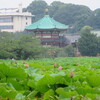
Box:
25, 28, 67, 31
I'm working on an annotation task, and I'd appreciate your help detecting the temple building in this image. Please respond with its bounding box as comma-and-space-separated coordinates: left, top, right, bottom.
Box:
25, 10, 68, 47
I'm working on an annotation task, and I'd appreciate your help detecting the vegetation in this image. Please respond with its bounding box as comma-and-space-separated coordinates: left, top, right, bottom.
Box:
24, 0, 48, 21
78, 26, 99, 56
0, 32, 43, 59
0, 1, 100, 98
87, 9, 100, 29
0, 32, 76, 59
0, 57, 100, 100
0, 29, 99, 59
24, 0, 100, 33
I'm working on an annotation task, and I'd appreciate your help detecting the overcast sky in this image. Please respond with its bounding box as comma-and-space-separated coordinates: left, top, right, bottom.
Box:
0, 0, 100, 10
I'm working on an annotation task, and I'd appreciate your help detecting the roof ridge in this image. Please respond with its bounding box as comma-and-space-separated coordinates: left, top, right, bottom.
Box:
46, 15, 56, 28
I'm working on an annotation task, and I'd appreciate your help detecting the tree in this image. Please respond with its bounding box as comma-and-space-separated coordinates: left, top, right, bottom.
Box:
87, 9, 100, 29
23, 1, 100, 32
24, 0, 48, 22
64, 45, 75, 57
13, 34, 43, 59
0, 32, 44, 59
78, 26, 98, 56
53, 4, 92, 32
97, 37, 100, 54
0, 32, 17, 59
49, 1, 65, 17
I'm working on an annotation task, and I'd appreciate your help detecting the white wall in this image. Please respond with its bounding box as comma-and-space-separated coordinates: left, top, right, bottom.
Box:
0, 12, 33, 32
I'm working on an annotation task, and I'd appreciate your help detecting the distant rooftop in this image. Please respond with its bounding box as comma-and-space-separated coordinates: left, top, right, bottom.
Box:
0, 12, 34, 17
64, 34, 81, 43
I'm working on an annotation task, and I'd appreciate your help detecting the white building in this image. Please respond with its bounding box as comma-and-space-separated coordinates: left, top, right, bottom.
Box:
0, 5, 33, 32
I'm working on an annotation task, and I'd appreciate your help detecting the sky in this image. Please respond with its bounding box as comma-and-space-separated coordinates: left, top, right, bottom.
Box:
0, 0, 100, 11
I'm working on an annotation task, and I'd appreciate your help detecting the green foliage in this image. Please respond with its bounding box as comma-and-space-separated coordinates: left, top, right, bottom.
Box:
23, 1, 100, 33
86, 75, 100, 87
56, 88, 77, 99
43, 46, 61, 58
41, 46, 75, 58
0, 32, 44, 59
27, 91, 38, 99
97, 37, 100, 53
43, 89, 54, 100
49, 1, 65, 17
24, 0, 48, 21
0, 31, 78, 59
64, 45, 75, 57
0, 32, 17, 59
87, 9, 100, 29
0, 86, 17, 99
13, 34, 43, 59
49, 3, 92, 32
53, 4, 91, 32
0, 57, 100, 99
80, 26, 93, 33
78, 26, 99, 56
76, 87, 94, 95
0, 63, 27, 79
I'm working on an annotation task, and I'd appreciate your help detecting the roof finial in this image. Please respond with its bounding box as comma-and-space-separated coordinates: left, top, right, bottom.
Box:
45, 8, 48, 15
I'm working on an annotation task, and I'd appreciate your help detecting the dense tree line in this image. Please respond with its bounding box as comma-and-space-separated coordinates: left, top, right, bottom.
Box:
0, 32, 75, 59
24, 0, 100, 33
0, 30, 99, 59
0, 32, 43, 59
0, 0, 100, 59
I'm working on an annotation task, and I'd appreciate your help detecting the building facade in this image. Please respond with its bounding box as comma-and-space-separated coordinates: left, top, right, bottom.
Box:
0, 5, 33, 32
25, 14, 68, 47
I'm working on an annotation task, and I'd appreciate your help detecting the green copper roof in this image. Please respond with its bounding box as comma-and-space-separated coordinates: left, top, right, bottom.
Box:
25, 15, 68, 30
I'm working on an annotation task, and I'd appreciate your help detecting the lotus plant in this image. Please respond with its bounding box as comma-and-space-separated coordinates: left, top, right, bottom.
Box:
58, 66, 63, 70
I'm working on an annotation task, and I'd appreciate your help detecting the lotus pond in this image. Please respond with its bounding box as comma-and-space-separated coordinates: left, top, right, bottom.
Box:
0, 57, 100, 100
